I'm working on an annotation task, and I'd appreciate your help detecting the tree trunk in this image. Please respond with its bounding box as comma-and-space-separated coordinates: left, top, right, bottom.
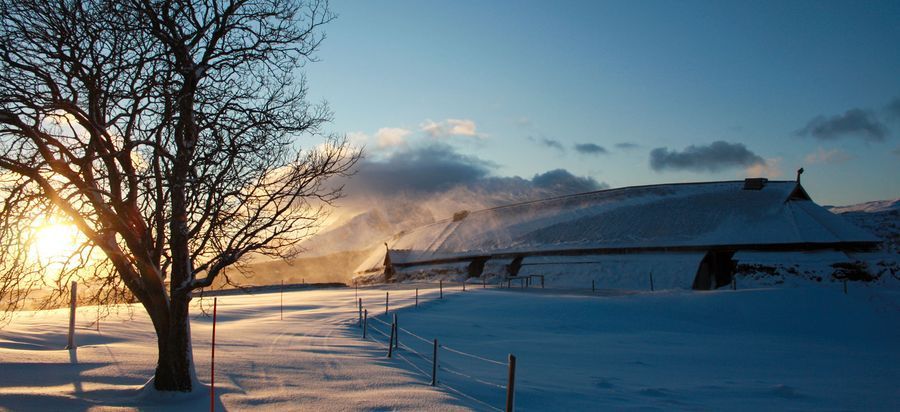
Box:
151, 292, 196, 391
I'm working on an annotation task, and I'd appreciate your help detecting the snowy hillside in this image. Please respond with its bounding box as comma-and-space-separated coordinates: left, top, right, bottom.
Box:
827, 198, 900, 214
1, 285, 898, 410
829, 198, 900, 255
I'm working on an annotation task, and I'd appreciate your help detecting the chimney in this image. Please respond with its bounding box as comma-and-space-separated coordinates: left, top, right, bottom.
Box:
742, 178, 768, 190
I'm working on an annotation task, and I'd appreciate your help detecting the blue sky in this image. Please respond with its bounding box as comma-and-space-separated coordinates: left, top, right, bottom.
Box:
305, 0, 900, 206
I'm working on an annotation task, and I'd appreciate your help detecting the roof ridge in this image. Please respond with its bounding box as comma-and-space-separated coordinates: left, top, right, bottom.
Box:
433, 179, 797, 224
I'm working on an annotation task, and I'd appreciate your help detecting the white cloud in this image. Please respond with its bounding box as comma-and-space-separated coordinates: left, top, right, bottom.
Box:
744, 157, 782, 178
346, 131, 369, 147
420, 118, 483, 138
375, 127, 411, 148
803, 147, 853, 165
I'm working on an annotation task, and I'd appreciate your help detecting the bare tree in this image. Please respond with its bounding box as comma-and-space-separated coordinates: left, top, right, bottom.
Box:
0, 0, 358, 392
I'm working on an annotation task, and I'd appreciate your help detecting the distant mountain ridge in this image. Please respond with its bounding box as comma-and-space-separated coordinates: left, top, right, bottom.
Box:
826, 198, 900, 214
828, 198, 899, 256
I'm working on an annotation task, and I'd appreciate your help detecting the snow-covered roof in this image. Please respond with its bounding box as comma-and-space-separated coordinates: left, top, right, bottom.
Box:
358, 180, 879, 271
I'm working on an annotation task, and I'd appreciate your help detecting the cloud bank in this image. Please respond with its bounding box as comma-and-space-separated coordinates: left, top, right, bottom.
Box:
344, 143, 604, 199
796, 108, 889, 142
649, 141, 765, 172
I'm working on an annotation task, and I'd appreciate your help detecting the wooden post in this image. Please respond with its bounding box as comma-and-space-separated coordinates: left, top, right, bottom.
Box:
280, 280, 284, 321
210, 297, 218, 412
732, 277, 736, 291
393, 313, 399, 348
843, 279, 848, 295
541, 275, 544, 288
649, 272, 654, 292
66, 281, 77, 349
363, 309, 368, 339
463, 281, 466, 292
439, 280, 443, 299
387, 321, 395, 358
358, 298, 363, 326
415, 288, 418, 307
506, 354, 517, 412
483, 277, 486, 288
385, 291, 389, 314
431, 339, 438, 386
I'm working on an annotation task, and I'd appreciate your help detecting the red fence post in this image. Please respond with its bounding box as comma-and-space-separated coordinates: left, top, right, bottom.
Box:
506, 354, 517, 412
210, 297, 218, 412
66, 281, 77, 349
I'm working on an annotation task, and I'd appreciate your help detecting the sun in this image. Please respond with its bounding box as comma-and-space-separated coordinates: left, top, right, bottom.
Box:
31, 222, 81, 266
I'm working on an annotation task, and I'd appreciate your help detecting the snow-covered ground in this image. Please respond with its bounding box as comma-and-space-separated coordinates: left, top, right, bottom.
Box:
1, 283, 898, 410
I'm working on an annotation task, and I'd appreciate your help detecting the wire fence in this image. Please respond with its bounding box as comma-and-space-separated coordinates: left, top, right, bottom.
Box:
353, 285, 515, 412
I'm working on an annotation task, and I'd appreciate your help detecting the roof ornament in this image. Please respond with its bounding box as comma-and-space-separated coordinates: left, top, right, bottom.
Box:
797, 167, 804, 183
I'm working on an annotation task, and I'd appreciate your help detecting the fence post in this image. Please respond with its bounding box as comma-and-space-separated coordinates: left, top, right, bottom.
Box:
732, 277, 736, 291
415, 288, 419, 307
210, 297, 218, 412
541, 275, 544, 288
431, 339, 438, 386
66, 281, 77, 349
385, 291, 389, 314
649, 272, 654, 292
387, 321, 395, 358
358, 298, 362, 326
506, 354, 517, 412
393, 313, 399, 349
363, 309, 368, 339
440, 280, 443, 299
843, 279, 848, 295
483, 277, 486, 288
463, 281, 466, 292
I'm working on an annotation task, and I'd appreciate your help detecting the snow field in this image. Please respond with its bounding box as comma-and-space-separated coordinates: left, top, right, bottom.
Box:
351, 283, 900, 411
1, 282, 898, 411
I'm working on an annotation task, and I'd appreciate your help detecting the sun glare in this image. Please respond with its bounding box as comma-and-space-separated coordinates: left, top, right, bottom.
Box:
31, 222, 81, 267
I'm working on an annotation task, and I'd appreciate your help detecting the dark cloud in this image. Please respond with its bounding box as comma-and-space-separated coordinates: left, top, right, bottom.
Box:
573, 143, 608, 155
649, 141, 765, 172
796, 108, 888, 142
345, 143, 605, 198
346, 144, 494, 196
531, 169, 606, 193
614, 142, 640, 150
